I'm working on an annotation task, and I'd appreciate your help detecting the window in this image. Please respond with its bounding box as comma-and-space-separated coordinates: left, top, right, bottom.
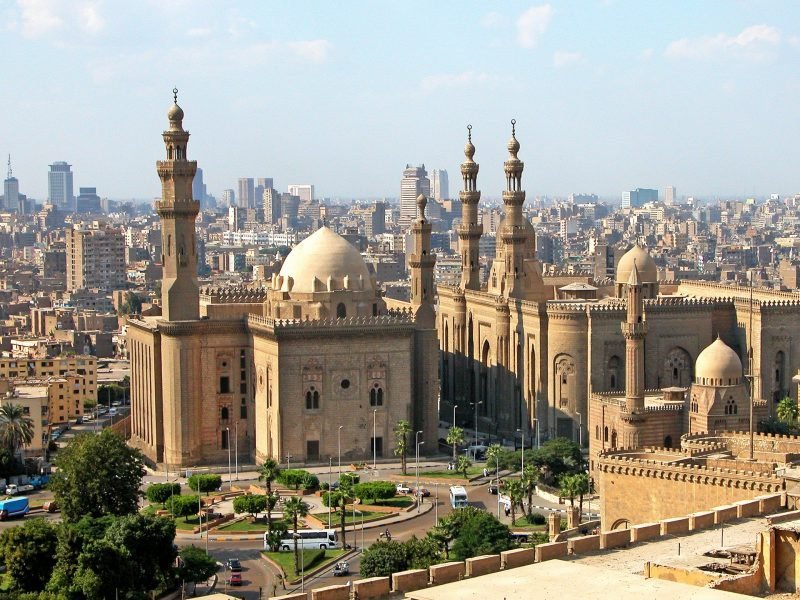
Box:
341, 379, 350, 390
306, 440, 320, 461
370, 436, 383, 458
219, 376, 230, 393
370, 385, 384, 407
240, 405, 247, 419
306, 386, 319, 410
337, 303, 347, 318
221, 429, 229, 450
221, 407, 229, 420
240, 381, 247, 394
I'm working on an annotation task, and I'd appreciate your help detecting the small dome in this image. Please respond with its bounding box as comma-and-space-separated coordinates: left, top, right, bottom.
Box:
464, 140, 475, 160
616, 245, 658, 283
278, 227, 373, 294
168, 102, 184, 123
416, 193, 427, 217
507, 135, 520, 155
695, 337, 743, 385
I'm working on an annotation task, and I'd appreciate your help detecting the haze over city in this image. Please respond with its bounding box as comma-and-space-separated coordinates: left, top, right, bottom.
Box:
2, 0, 799, 200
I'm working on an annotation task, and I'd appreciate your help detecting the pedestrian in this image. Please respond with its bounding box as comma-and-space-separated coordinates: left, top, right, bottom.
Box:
505, 505, 510, 517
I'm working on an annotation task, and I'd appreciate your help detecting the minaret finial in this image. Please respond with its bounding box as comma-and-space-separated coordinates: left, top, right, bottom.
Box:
173, 87, 178, 103
511, 118, 516, 137
467, 124, 472, 143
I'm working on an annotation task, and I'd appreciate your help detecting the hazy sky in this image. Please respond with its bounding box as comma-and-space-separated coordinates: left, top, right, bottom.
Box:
2, 1, 799, 201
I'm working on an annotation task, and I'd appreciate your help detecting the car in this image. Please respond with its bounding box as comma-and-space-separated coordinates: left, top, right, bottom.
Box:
75, 416, 83, 424
226, 558, 242, 572
227, 572, 242, 586
111, 401, 121, 407
332, 561, 350, 577
83, 414, 93, 422
108, 408, 118, 417
396, 483, 411, 494
416, 488, 430, 497
488, 482, 499, 495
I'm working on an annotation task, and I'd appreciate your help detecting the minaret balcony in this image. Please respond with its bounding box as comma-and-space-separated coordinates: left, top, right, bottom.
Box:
622, 322, 648, 337
457, 223, 483, 237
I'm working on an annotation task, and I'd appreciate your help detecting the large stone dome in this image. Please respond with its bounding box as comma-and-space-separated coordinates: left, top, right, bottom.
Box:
616, 245, 658, 284
278, 227, 373, 294
695, 337, 743, 386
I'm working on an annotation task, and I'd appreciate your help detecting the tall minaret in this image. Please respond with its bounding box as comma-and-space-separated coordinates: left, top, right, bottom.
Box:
156, 89, 199, 322
457, 125, 482, 290
622, 260, 647, 412
410, 193, 436, 328
499, 120, 528, 299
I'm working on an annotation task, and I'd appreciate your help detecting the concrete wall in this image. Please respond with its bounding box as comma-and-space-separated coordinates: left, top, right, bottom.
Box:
535, 541, 568, 562
736, 498, 761, 518
713, 504, 738, 524
273, 594, 308, 600
352, 576, 390, 599
601, 528, 631, 549
661, 516, 690, 536
689, 511, 715, 531
568, 534, 600, 554
429, 562, 464, 585
465, 554, 501, 577
310, 584, 351, 600
631, 522, 661, 543
759, 493, 783, 514
501, 548, 535, 569
391, 569, 428, 593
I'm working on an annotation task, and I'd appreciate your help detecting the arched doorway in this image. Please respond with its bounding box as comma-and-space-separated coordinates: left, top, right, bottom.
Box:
607, 355, 621, 391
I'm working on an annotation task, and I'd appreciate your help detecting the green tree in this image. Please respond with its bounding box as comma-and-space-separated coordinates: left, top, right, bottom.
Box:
119, 291, 143, 316
187, 473, 222, 495
49, 429, 146, 522
264, 522, 288, 553
146, 482, 181, 505
166, 494, 201, 521
404, 535, 441, 569
448, 507, 513, 560
0, 402, 35, 456
572, 473, 590, 519
178, 546, 218, 594
394, 420, 411, 476
522, 464, 539, 517
258, 458, 281, 537
504, 478, 525, 526
530, 438, 582, 484
777, 397, 798, 426
283, 496, 311, 573
359, 540, 409, 578
447, 426, 465, 462
485, 443, 502, 471
559, 474, 579, 508
427, 522, 456, 560
353, 481, 397, 503
456, 454, 472, 479
0, 518, 58, 592
233, 494, 268, 519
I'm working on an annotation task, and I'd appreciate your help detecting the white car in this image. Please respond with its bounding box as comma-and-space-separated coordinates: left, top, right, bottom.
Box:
396, 483, 411, 494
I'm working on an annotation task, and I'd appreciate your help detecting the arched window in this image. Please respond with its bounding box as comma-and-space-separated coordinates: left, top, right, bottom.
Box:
604, 426, 609, 442
306, 386, 319, 409
337, 303, 346, 318
611, 430, 618, 448
595, 425, 600, 440
664, 435, 673, 448
220, 407, 229, 420
607, 356, 621, 391
370, 385, 384, 407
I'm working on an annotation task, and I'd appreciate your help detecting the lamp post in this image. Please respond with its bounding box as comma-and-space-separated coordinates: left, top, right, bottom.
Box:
516, 428, 525, 475
453, 404, 458, 426
415, 430, 424, 512
286, 453, 292, 471
338, 425, 343, 479
576, 412, 582, 448
226, 427, 232, 489
533, 418, 540, 449
234, 420, 239, 481
496, 459, 500, 520
372, 409, 377, 474
435, 483, 439, 523
328, 457, 332, 529
472, 401, 483, 452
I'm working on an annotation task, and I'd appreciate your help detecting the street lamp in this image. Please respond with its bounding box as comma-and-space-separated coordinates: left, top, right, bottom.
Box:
293, 534, 305, 592
533, 417, 540, 449
234, 420, 239, 481
453, 404, 458, 426
338, 426, 343, 479
226, 427, 232, 489
576, 412, 582, 448
472, 401, 483, 451
415, 430, 424, 512
516, 428, 525, 475
286, 453, 292, 470
372, 409, 377, 473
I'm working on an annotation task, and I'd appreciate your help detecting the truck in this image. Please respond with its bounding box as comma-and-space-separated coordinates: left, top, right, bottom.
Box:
5, 484, 34, 495
0, 497, 29, 520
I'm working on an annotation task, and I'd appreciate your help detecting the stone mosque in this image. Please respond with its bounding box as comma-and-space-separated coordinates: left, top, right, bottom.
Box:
129, 92, 800, 470
127, 94, 439, 468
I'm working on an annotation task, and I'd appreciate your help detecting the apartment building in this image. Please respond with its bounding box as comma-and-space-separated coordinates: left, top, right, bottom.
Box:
66, 224, 126, 290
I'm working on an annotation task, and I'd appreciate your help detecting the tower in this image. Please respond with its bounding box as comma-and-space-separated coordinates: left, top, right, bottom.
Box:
622, 260, 647, 412
399, 165, 430, 230
458, 125, 482, 291
409, 194, 436, 328
3, 155, 19, 212
156, 89, 200, 322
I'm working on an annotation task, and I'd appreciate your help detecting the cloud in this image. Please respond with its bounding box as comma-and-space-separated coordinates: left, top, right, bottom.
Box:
665, 24, 781, 61
14, 0, 105, 38
640, 48, 653, 61
186, 27, 212, 38
420, 71, 498, 93
517, 4, 554, 48
553, 50, 581, 68
81, 1, 104, 34
481, 11, 505, 28
286, 39, 331, 63
17, 0, 63, 37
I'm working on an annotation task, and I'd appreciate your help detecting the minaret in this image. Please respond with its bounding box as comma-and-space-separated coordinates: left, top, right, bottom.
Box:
499, 120, 528, 298
622, 260, 647, 412
156, 89, 199, 322
457, 125, 482, 290
409, 193, 436, 328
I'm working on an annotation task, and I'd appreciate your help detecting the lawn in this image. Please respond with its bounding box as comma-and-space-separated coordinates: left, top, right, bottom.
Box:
418, 466, 483, 479
361, 496, 413, 508
313, 509, 386, 525
264, 548, 347, 582
217, 518, 290, 532
510, 520, 547, 531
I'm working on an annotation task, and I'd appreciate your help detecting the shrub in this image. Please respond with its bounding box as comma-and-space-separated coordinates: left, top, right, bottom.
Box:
187, 474, 222, 495
233, 494, 268, 517
145, 483, 181, 505
277, 469, 318, 490
353, 481, 397, 502
527, 512, 546, 525
165, 494, 200, 520
320, 482, 330, 491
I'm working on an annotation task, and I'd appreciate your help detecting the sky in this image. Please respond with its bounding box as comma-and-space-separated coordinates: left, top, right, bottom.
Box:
2, 0, 799, 202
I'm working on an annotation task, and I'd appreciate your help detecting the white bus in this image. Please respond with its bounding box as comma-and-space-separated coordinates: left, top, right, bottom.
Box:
269, 529, 340, 551
449, 485, 468, 508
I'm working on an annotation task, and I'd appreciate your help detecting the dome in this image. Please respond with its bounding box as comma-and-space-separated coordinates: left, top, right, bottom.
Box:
695, 337, 743, 385
616, 245, 658, 283
278, 227, 373, 294
168, 102, 184, 122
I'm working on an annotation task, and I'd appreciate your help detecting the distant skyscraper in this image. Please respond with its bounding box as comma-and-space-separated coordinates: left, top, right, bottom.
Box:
263, 187, 281, 224
3, 155, 19, 212
621, 188, 658, 209
257, 177, 273, 190
664, 186, 677, 205
237, 177, 254, 208
221, 189, 235, 206
400, 165, 430, 229
75, 187, 101, 213
430, 169, 449, 200
192, 167, 205, 202
48, 161, 74, 210
366, 201, 386, 237
288, 184, 314, 203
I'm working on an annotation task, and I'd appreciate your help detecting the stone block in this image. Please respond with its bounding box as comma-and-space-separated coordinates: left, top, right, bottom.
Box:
600, 528, 631, 549
630, 522, 661, 543
568, 534, 600, 554
714, 504, 738, 524
661, 516, 690, 535
735, 499, 760, 518
757, 494, 783, 514
465, 554, 501, 577
429, 562, 465, 585
352, 576, 390, 599
310, 584, 351, 600
501, 547, 535, 569
535, 541, 568, 562
690, 511, 715, 531
391, 569, 428, 593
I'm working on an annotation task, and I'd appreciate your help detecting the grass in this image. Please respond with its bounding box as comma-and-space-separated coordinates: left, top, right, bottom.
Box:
217, 518, 290, 532
418, 466, 483, 479
510, 520, 547, 531
361, 496, 413, 508
264, 548, 347, 582
315, 509, 386, 525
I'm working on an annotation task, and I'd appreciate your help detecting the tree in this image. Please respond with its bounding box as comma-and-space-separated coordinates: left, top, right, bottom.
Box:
187, 473, 222, 495
258, 458, 281, 537
353, 481, 397, 503
447, 426, 465, 462
559, 474, 580, 507
0, 402, 34, 456
530, 438, 583, 484
522, 464, 539, 517
359, 540, 409, 578
777, 397, 798, 426
265, 521, 289, 553
49, 429, 146, 522
283, 497, 310, 573
146, 482, 181, 505
428, 522, 456, 560
0, 518, 58, 592
394, 420, 411, 476
233, 494, 268, 519
446, 507, 513, 560
456, 454, 472, 479
277, 469, 318, 490
404, 535, 441, 569
166, 494, 201, 521
572, 473, 590, 519
504, 478, 525, 526
178, 546, 217, 594
485, 444, 502, 471
119, 291, 143, 316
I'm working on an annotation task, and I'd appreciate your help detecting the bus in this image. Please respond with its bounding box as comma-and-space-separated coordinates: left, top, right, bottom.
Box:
269, 529, 340, 551
449, 485, 468, 508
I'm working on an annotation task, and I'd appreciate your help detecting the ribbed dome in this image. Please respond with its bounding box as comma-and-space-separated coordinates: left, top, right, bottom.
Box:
278, 227, 373, 294
168, 102, 184, 122
695, 337, 743, 385
616, 245, 658, 284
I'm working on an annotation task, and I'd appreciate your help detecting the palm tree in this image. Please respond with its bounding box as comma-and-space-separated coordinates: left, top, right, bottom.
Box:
0, 403, 34, 457
447, 426, 465, 462
505, 479, 525, 526
522, 464, 539, 517
559, 474, 579, 508
485, 444, 502, 471
394, 420, 411, 476
258, 458, 282, 535
572, 473, 590, 520
456, 455, 472, 479
777, 397, 797, 427
283, 496, 310, 573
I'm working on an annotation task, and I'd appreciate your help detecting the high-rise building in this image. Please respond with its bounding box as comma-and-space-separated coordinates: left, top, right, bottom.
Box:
237, 177, 254, 208
366, 201, 386, 237
280, 193, 300, 227
192, 167, 206, 204
221, 189, 235, 206
400, 165, 430, 230
287, 184, 313, 204
75, 187, 101, 213
48, 161, 74, 210
65, 223, 126, 290
3, 155, 20, 212
257, 177, 273, 190
664, 186, 677, 205
263, 187, 281, 224
621, 188, 658, 209
430, 169, 449, 200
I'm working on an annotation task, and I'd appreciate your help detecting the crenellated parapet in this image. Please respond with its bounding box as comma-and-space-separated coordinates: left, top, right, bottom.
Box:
200, 285, 270, 304
247, 309, 416, 338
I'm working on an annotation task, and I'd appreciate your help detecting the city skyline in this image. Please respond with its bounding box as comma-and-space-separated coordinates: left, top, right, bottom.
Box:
1, 1, 799, 200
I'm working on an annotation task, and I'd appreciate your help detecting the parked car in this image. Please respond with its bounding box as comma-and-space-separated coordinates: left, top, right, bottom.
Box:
488, 482, 499, 495
416, 488, 430, 497
396, 483, 411, 494
227, 572, 242, 586
226, 558, 242, 572
332, 561, 350, 577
